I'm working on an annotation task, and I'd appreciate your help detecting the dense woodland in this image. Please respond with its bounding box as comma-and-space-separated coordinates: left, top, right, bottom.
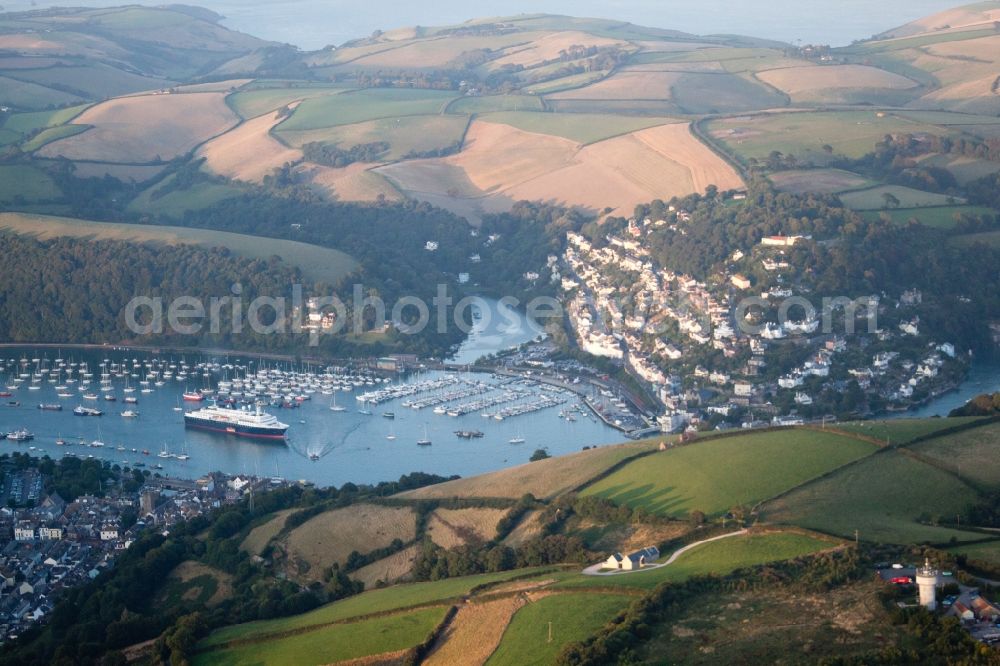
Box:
0, 234, 314, 351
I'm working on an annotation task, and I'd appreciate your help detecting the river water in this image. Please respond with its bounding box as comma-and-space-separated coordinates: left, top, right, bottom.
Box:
893, 361, 1000, 419
0, 299, 624, 486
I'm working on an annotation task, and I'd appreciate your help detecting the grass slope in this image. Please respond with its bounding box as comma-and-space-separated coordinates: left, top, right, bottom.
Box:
227, 87, 351, 119
0, 165, 61, 203
279, 88, 456, 130
832, 417, 985, 445
194, 606, 446, 666
582, 430, 876, 518
555, 531, 834, 591
486, 594, 630, 666
400, 441, 659, 500
765, 450, 983, 544
200, 569, 550, 648
838, 185, 960, 210
907, 421, 1000, 488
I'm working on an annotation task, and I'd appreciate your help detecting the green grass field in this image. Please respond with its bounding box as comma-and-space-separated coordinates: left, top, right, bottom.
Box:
948, 541, 1000, 567
671, 72, 787, 114
0, 75, 84, 110
194, 606, 446, 666
200, 568, 550, 648
832, 418, 985, 445
278, 88, 457, 131
0, 212, 359, 285
862, 205, 996, 228
128, 178, 243, 218
908, 421, 1000, 488
226, 87, 352, 119
478, 111, 680, 144
838, 185, 961, 210
708, 111, 963, 164
764, 450, 983, 544
486, 594, 630, 666
4, 64, 166, 100
582, 430, 876, 518
20, 124, 88, 152
1, 104, 90, 134
446, 95, 545, 114
546, 98, 681, 115
0, 165, 61, 203
0, 128, 19, 146
554, 532, 835, 591
277, 114, 468, 160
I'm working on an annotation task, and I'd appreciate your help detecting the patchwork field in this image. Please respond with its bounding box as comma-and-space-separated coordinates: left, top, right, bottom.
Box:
400, 440, 659, 500
486, 593, 631, 666
3, 63, 167, 100
426, 507, 508, 548
445, 94, 545, 114
549, 70, 681, 100
837, 185, 960, 210
380, 119, 742, 217
670, 72, 788, 113
194, 606, 447, 666
478, 111, 680, 145
278, 113, 469, 161
769, 168, 874, 194
0, 74, 84, 109
0, 212, 359, 285
764, 450, 983, 544
756, 64, 918, 102
199, 569, 548, 648
708, 111, 961, 164
226, 86, 351, 119
487, 30, 629, 70
1, 103, 91, 134
298, 162, 404, 203
197, 104, 303, 182
582, 430, 876, 518
37, 92, 239, 162
283, 504, 417, 581
20, 125, 89, 152
278, 88, 457, 130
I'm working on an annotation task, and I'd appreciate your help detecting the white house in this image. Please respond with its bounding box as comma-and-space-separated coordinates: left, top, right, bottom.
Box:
605, 546, 660, 570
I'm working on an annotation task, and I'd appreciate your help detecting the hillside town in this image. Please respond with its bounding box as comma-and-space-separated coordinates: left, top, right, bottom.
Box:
0, 460, 289, 642
558, 217, 968, 433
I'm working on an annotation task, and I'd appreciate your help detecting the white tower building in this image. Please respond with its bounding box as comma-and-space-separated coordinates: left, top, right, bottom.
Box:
916, 558, 939, 611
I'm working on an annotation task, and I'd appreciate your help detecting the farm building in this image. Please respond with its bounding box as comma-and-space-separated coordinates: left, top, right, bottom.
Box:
605, 546, 660, 570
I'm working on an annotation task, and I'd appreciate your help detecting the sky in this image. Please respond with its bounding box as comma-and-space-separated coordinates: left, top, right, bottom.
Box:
2, 0, 971, 49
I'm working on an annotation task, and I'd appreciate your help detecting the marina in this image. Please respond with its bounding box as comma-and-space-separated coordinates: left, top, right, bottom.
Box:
0, 303, 624, 486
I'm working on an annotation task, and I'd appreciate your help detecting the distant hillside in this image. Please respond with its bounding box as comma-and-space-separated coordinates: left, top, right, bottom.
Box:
0, 4, 272, 109
875, 1, 1000, 39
